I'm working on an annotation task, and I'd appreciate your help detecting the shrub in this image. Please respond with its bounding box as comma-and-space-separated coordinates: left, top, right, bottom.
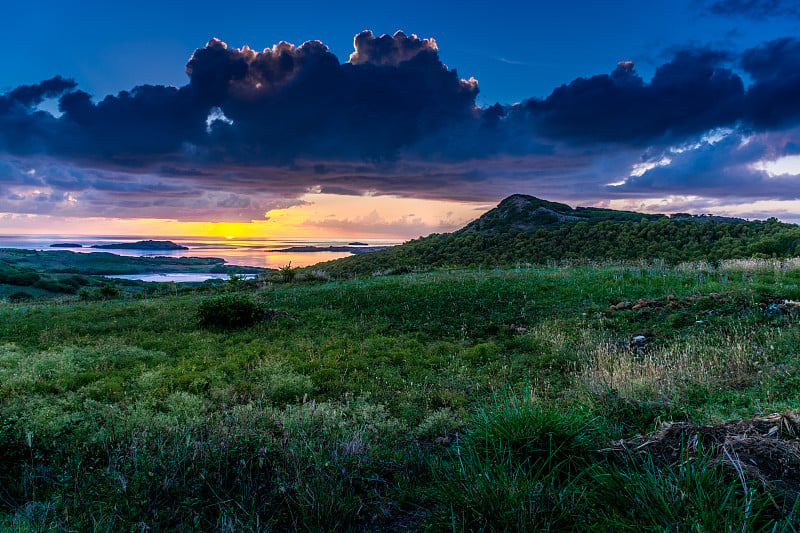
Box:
0, 269, 39, 286
278, 262, 297, 282
197, 293, 264, 329
7, 291, 33, 303
33, 278, 76, 294
99, 284, 121, 299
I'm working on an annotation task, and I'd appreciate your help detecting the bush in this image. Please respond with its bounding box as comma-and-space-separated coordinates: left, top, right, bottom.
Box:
99, 284, 121, 299
0, 269, 40, 286
33, 278, 76, 294
197, 293, 264, 329
7, 291, 33, 302
278, 262, 297, 282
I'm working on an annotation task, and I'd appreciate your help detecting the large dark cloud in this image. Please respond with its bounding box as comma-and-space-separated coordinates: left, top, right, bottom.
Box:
3, 76, 77, 108
524, 50, 745, 145
3, 31, 800, 221
742, 38, 800, 128
191, 31, 479, 161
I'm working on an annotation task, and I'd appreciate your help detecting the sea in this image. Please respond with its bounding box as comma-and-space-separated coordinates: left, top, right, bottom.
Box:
0, 235, 404, 282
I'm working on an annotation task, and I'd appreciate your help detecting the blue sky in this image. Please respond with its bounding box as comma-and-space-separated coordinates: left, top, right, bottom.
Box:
5, 0, 798, 104
2, 0, 800, 236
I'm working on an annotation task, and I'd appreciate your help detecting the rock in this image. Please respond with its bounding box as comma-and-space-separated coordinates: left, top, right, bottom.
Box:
632, 335, 647, 346
764, 303, 783, 317
667, 294, 677, 301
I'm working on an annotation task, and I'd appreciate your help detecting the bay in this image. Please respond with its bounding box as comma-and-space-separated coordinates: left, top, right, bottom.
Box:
0, 235, 402, 269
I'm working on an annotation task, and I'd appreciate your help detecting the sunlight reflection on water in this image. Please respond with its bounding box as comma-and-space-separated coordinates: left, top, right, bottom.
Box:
0, 236, 402, 269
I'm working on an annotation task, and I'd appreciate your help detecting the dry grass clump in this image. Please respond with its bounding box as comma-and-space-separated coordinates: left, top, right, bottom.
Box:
579, 330, 769, 401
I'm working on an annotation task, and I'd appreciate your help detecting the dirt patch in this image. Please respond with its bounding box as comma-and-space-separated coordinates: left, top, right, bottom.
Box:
607, 293, 800, 319
609, 412, 800, 503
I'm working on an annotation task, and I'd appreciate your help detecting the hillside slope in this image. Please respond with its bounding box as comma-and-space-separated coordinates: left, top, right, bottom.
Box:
308, 194, 800, 277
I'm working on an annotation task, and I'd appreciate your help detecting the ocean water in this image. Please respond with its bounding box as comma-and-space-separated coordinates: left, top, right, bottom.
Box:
0, 235, 403, 269
108, 273, 258, 283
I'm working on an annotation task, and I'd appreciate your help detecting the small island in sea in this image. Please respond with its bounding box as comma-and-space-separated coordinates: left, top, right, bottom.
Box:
276, 245, 389, 254
50, 243, 82, 248
90, 240, 189, 250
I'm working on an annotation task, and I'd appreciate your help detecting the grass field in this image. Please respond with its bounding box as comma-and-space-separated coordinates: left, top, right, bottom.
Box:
2, 259, 800, 530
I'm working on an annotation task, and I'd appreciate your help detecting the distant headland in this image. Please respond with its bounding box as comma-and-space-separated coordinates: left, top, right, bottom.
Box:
90, 240, 189, 251
276, 245, 389, 254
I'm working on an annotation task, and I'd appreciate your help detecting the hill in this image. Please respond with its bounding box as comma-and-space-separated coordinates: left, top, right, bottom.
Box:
308, 194, 800, 277
461, 194, 666, 233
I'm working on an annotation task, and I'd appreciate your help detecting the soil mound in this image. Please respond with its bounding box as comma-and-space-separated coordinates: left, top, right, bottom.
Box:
611, 412, 800, 502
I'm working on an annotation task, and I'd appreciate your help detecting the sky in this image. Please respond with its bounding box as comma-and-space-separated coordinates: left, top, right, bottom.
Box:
2, 0, 800, 238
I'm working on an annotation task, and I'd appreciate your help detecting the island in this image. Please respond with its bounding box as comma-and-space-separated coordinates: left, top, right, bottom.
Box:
276, 245, 389, 254
50, 243, 83, 248
90, 240, 189, 250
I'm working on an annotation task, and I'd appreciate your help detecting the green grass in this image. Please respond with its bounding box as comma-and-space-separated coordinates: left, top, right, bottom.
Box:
2, 260, 800, 529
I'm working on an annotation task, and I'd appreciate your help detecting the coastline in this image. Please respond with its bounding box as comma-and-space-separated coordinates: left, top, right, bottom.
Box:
0, 235, 402, 269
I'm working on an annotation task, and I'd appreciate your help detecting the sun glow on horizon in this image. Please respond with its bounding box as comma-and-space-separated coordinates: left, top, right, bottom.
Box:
0, 193, 487, 239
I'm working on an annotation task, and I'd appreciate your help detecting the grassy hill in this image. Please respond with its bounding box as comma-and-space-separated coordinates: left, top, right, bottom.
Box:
2, 259, 800, 529
308, 194, 799, 277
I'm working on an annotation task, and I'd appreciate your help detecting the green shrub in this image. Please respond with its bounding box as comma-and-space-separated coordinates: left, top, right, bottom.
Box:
99, 284, 121, 299
197, 293, 264, 329
33, 278, 76, 294
0, 269, 39, 286
7, 291, 33, 303
278, 262, 297, 282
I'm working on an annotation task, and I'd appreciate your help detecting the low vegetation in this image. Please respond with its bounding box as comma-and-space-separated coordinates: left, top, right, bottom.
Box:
310, 195, 800, 277
3, 258, 800, 529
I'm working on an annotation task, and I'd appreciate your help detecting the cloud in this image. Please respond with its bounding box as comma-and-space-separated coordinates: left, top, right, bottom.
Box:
707, 0, 800, 19
609, 127, 800, 200
348, 30, 439, 66
3, 32, 800, 223
186, 32, 478, 161
301, 208, 464, 237
742, 38, 800, 128
523, 49, 745, 145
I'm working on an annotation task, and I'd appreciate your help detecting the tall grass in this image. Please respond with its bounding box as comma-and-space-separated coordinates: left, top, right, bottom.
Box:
3, 259, 800, 528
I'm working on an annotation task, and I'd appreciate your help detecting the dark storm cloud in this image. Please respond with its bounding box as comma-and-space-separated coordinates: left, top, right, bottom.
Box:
56, 84, 210, 158
188, 31, 479, 161
742, 38, 800, 128
3, 76, 77, 108
707, 0, 800, 19
4, 31, 800, 220
0, 32, 479, 169
524, 50, 745, 145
